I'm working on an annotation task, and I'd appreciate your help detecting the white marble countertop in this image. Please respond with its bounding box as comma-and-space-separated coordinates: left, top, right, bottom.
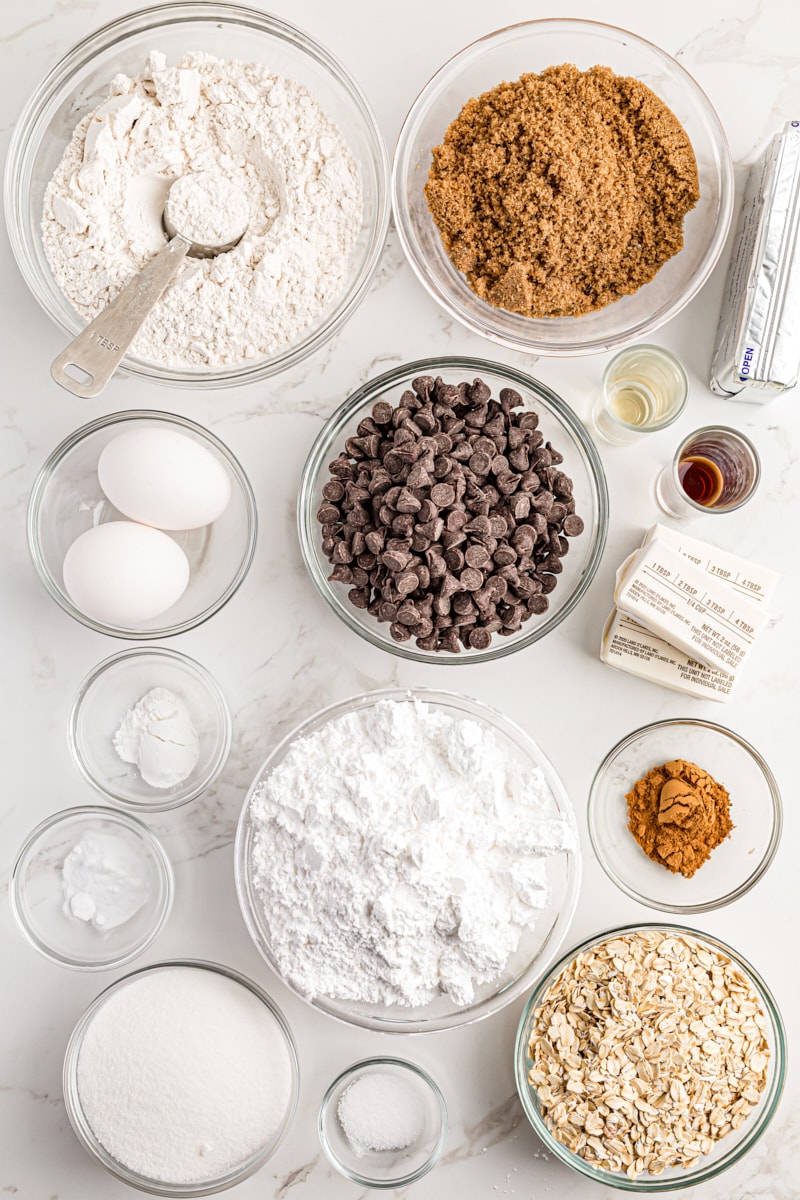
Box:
2, 0, 799, 1196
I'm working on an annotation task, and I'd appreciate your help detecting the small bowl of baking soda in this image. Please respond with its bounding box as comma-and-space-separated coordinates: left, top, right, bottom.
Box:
10, 806, 173, 970
319, 1058, 448, 1188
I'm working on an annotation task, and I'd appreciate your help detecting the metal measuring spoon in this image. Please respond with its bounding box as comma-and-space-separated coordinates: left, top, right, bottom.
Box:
51, 173, 250, 398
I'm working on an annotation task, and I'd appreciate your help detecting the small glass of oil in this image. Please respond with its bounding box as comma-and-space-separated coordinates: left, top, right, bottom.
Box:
591, 345, 688, 445
655, 426, 761, 518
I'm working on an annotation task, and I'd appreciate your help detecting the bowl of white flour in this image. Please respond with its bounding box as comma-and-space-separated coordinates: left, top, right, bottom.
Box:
4, 3, 390, 387
234, 687, 581, 1033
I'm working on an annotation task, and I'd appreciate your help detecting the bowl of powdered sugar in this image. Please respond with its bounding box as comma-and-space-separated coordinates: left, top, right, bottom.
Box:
235, 687, 581, 1033
4, 2, 389, 387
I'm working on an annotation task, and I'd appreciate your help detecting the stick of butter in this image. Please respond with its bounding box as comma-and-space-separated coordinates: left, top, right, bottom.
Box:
614, 537, 769, 674
601, 609, 736, 701
643, 524, 780, 606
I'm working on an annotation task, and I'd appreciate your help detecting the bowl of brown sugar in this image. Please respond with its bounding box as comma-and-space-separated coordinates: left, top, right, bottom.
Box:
393, 19, 734, 357
587, 719, 782, 913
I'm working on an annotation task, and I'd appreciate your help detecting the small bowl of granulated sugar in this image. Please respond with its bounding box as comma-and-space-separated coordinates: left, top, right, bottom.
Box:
63, 961, 299, 1194
6, 4, 389, 388
319, 1058, 448, 1188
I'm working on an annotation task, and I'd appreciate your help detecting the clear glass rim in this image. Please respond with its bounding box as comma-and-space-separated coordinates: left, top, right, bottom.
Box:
62, 958, 301, 1196
234, 685, 582, 1033
600, 344, 689, 434
514, 921, 788, 1191
391, 17, 735, 358
586, 717, 783, 914
67, 646, 233, 813
318, 1056, 448, 1188
668, 424, 762, 514
9, 804, 174, 971
4, 1, 390, 389
296, 355, 609, 664
26, 409, 258, 639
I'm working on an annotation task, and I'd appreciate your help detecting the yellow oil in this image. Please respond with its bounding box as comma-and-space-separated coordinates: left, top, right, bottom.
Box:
608, 384, 653, 426
607, 347, 686, 424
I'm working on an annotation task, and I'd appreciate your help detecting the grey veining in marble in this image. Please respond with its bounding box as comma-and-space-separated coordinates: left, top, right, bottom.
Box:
2, 0, 799, 1197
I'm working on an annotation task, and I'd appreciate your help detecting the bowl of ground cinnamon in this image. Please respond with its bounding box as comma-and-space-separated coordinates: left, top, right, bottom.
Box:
587, 719, 781, 913
393, 19, 734, 357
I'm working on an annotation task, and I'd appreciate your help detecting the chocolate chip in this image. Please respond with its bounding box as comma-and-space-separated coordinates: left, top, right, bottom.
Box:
382, 549, 410, 572
452, 593, 477, 616
460, 567, 484, 591
563, 514, 585, 536
493, 545, 517, 567
465, 544, 491, 570
444, 547, 465, 572
396, 487, 422, 513
468, 627, 492, 650
348, 587, 369, 609
430, 482, 456, 507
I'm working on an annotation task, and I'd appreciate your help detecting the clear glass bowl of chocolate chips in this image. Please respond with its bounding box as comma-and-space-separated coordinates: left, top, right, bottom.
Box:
298, 358, 608, 662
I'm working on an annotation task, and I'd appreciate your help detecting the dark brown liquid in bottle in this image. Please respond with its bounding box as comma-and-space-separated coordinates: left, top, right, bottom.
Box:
678, 455, 725, 506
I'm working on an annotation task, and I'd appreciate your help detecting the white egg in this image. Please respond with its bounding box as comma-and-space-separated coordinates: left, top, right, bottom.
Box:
97, 428, 232, 530
63, 522, 190, 626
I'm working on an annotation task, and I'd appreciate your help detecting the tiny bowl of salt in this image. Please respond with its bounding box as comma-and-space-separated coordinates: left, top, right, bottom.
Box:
319, 1058, 447, 1189
10, 805, 173, 970
69, 647, 232, 813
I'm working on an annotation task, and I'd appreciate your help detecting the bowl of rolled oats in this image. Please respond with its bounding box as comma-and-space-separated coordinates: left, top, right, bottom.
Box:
515, 924, 785, 1190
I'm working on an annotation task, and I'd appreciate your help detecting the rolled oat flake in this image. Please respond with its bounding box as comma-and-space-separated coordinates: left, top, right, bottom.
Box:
710, 121, 800, 401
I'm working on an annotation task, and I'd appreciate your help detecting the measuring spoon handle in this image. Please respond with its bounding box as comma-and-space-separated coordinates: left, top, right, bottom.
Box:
51, 234, 191, 398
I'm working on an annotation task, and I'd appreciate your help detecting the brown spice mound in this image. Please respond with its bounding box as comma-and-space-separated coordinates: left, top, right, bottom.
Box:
424, 63, 700, 318
626, 759, 733, 878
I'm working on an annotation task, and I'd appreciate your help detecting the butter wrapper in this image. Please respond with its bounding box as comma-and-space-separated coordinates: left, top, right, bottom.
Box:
601, 609, 735, 701
710, 121, 800, 401
642, 524, 780, 606
614, 538, 769, 674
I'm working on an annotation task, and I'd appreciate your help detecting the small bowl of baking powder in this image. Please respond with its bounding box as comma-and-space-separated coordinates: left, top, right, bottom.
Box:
69, 647, 232, 813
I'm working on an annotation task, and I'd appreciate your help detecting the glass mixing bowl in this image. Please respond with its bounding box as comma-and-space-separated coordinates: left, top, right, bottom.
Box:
4, 2, 390, 388
319, 1058, 448, 1188
27, 410, 256, 638
10, 806, 173, 971
234, 686, 581, 1033
297, 357, 608, 664
587, 719, 782, 914
393, 19, 734, 357
515, 923, 786, 1191
63, 960, 300, 1196
69, 647, 232, 812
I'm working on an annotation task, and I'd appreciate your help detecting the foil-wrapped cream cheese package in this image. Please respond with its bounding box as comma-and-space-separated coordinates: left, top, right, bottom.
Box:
603, 530, 777, 697
710, 120, 800, 401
